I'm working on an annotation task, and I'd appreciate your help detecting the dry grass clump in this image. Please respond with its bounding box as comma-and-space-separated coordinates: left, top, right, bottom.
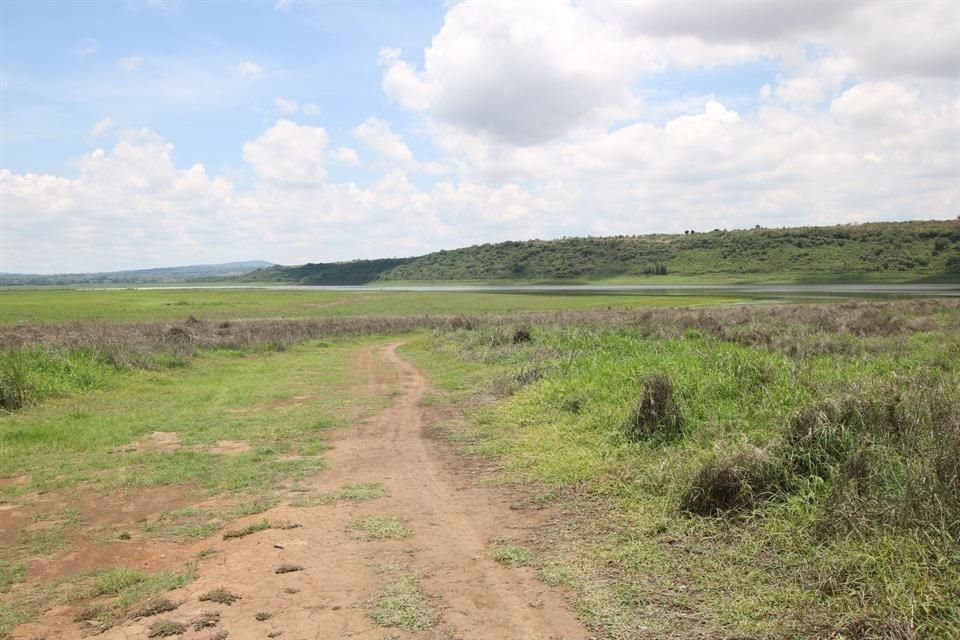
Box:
624, 373, 682, 441
512, 326, 532, 343
680, 447, 780, 516
190, 611, 220, 630
132, 597, 179, 618
274, 564, 303, 574
198, 588, 241, 606
222, 519, 270, 540
147, 619, 187, 637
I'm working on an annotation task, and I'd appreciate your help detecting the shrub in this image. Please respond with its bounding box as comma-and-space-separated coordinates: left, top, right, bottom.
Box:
512, 327, 532, 343
624, 373, 682, 441
0, 350, 27, 410
680, 447, 781, 515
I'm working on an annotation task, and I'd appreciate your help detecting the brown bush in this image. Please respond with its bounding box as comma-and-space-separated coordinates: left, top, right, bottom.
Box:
624, 373, 682, 441
680, 447, 781, 516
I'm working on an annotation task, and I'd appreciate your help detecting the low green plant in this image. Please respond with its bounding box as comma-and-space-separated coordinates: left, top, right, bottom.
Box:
222, 519, 270, 540
367, 566, 441, 631
198, 587, 241, 606
347, 516, 410, 541
491, 545, 533, 567
0, 560, 26, 593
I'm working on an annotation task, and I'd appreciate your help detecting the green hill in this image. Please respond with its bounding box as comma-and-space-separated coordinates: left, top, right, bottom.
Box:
248, 220, 960, 284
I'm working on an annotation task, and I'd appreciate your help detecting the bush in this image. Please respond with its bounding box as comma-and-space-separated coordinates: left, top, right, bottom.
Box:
624, 373, 682, 441
0, 350, 27, 410
512, 327, 532, 343
680, 447, 782, 515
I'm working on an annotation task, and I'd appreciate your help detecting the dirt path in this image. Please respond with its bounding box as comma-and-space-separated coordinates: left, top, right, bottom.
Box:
14, 342, 588, 639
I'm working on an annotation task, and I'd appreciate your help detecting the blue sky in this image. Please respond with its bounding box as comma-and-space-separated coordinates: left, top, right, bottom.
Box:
1, 0, 957, 273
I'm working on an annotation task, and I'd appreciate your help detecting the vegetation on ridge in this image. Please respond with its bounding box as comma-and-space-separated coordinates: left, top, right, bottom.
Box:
248, 220, 960, 284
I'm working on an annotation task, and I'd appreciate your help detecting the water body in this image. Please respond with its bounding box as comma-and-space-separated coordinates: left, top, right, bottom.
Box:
128, 283, 960, 299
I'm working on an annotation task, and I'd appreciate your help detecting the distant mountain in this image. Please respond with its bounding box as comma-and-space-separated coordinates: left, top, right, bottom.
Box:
246, 220, 960, 285
0, 260, 273, 286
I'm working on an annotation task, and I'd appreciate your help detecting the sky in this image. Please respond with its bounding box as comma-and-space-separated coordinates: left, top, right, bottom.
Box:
1, 0, 958, 274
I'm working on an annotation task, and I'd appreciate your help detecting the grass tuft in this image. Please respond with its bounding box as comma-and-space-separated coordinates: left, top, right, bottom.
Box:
222, 519, 271, 540
347, 516, 411, 541
680, 447, 781, 515
132, 597, 179, 618
198, 587, 241, 606
147, 619, 187, 637
0, 560, 26, 593
366, 566, 442, 631
491, 545, 533, 567
274, 564, 303, 574
623, 372, 682, 441
190, 611, 220, 630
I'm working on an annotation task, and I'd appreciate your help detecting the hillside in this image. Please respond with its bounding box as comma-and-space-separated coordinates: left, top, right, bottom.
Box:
248, 220, 960, 284
0, 260, 273, 286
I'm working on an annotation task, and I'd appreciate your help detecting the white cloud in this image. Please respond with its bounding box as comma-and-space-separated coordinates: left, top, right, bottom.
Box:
830, 82, 921, 129
331, 146, 360, 166
381, 1, 644, 145
89, 118, 114, 138
602, 1, 861, 43
274, 96, 299, 114
354, 117, 414, 166
242, 119, 329, 184
77, 38, 98, 58
274, 0, 292, 11
236, 60, 262, 78
117, 56, 144, 71
4, 1, 959, 273
772, 55, 857, 106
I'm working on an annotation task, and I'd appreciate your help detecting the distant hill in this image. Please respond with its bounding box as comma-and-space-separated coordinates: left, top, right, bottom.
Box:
0, 260, 273, 286
247, 220, 960, 285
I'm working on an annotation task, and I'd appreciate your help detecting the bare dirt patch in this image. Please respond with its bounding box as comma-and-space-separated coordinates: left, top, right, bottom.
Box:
200, 440, 250, 456
226, 395, 313, 414
119, 431, 182, 453
10, 343, 589, 639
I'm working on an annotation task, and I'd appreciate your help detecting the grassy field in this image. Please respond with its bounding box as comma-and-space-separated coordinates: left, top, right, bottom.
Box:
2, 288, 958, 638
0, 288, 742, 324
0, 335, 395, 635
403, 300, 960, 639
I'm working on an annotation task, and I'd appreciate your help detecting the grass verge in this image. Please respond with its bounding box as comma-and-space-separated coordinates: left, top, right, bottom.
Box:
402, 299, 960, 639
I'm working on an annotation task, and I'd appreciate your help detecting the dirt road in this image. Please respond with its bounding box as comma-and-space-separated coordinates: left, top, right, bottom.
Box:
14, 342, 588, 639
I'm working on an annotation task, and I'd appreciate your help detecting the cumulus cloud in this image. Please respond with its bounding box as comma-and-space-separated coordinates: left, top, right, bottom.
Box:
274, 96, 299, 114
242, 119, 329, 185
380, 1, 645, 145
331, 146, 360, 166
3, 0, 958, 273
354, 118, 414, 166
236, 60, 262, 78
89, 117, 114, 138
830, 82, 921, 129
117, 56, 144, 71
77, 38, 98, 58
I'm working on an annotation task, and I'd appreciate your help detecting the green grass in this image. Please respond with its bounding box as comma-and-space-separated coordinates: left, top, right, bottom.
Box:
0, 287, 744, 324
402, 300, 960, 639
347, 516, 411, 541
222, 519, 271, 540
0, 338, 377, 499
0, 563, 25, 594
490, 545, 533, 567
366, 565, 442, 631
290, 481, 387, 508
